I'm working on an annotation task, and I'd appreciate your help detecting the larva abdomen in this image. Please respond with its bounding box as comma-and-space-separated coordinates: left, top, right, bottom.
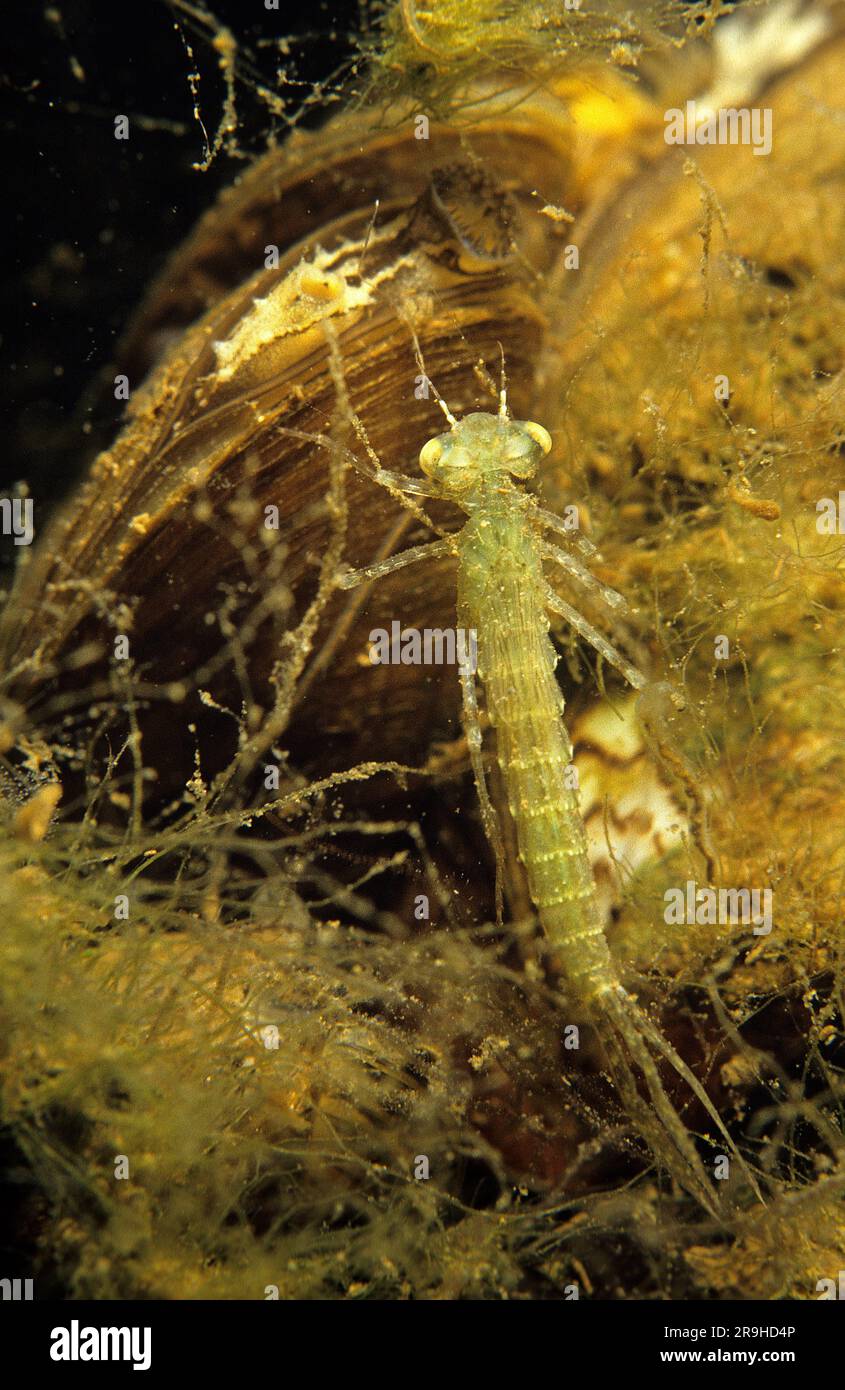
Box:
458, 506, 614, 995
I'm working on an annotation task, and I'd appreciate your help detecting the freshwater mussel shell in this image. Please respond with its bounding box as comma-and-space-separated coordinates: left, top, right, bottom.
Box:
1, 95, 593, 817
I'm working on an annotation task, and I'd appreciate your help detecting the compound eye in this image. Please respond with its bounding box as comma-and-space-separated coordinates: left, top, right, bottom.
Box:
419, 437, 443, 475
520, 421, 552, 455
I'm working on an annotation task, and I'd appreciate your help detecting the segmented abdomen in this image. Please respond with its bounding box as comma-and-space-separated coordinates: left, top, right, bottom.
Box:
458, 506, 615, 997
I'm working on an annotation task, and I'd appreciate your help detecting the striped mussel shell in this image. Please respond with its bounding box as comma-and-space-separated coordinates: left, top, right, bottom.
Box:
0, 71, 656, 827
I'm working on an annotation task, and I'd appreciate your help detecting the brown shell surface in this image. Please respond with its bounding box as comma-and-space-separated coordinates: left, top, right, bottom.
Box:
0, 73, 661, 810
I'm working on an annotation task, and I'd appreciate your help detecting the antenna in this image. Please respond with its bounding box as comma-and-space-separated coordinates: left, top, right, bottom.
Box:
356, 199, 380, 282
406, 320, 458, 428
496, 341, 508, 418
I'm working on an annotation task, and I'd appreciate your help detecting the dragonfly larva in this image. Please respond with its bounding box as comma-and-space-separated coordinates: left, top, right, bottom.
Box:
338, 380, 761, 1216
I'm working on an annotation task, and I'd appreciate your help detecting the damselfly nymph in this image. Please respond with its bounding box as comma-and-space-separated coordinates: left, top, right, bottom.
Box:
339, 386, 763, 1217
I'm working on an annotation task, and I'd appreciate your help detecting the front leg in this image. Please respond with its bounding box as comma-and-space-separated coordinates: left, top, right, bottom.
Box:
337, 537, 454, 590
540, 539, 630, 614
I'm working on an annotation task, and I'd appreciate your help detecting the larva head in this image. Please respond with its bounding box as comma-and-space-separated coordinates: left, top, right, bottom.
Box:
418, 411, 551, 502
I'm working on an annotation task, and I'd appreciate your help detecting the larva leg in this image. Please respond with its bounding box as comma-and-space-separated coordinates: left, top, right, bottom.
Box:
458, 661, 505, 927
540, 539, 631, 615
373, 469, 441, 499
276, 422, 442, 518
322, 318, 441, 525
338, 537, 454, 590
544, 583, 646, 691
528, 500, 598, 559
